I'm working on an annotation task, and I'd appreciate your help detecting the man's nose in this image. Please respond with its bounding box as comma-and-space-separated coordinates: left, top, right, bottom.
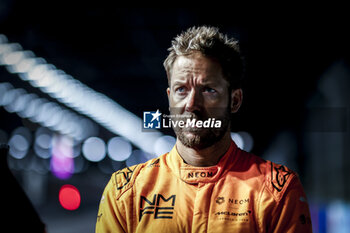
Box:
185, 89, 202, 112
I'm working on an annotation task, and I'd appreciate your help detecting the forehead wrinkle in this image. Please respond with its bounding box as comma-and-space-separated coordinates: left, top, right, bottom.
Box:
172, 71, 224, 89
172, 70, 206, 86
171, 53, 226, 86
173, 61, 213, 78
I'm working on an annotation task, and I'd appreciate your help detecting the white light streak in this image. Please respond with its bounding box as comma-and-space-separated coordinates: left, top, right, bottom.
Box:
0, 82, 97, 141
0, 34, 163, 155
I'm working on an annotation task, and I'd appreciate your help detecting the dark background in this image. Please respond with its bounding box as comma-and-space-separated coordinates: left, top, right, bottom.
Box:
1, 3, 350, 233
2, 4, 349, 156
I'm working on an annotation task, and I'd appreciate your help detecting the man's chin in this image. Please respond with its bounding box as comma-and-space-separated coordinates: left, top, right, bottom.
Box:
177, 130, 215, 150
183, 130, 201, 137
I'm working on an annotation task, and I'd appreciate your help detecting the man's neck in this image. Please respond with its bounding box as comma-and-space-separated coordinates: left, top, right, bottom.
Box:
175, 131, 232, 167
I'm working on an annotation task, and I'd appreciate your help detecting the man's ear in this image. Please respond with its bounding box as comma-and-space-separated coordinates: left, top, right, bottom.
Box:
167, 87, 170, 98
230, 88, 243, 113
167, 87, 171, 112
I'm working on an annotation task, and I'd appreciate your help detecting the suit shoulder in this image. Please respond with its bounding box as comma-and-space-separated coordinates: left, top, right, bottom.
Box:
111, 157, 163, 199
265, 160, 298, 202
111, 164, 140, 199
235, 149, 298, 201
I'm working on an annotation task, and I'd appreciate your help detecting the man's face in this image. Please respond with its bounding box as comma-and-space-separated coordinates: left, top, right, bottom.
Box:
167, 52, 234, 150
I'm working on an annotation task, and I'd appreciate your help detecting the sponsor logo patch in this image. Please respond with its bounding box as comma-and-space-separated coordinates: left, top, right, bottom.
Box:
139, 194, 176, 221
115, 166, 136, 190
271, 163, 292, 192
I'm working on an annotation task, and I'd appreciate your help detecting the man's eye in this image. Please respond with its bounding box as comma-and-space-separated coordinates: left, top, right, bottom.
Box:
203, 87, 216, 93
175, 87, 186, 93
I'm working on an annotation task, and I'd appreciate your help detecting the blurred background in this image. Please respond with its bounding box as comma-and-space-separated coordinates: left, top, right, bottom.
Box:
1, 3, 349, 233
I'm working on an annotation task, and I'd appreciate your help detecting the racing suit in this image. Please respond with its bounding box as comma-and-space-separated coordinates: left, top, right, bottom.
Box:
96, 140, 312, 233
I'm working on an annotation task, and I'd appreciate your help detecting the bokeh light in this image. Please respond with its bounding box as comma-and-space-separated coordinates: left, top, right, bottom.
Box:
107, 137, 132, 161
50, 135, 74, 179
58, 184, 81, 211
82, 137, 106, 162
8, 134, 29, 159
0, 82, 97, 141
8, 127, 32, 159
231, 131, 254, 152
238, 131, 254, 152
231, 132, 244, 150
153, 135, 176, 156
34, 127, 53, 159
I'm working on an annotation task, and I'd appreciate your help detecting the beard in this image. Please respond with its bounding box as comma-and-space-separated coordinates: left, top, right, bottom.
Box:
170, 107, 231, 150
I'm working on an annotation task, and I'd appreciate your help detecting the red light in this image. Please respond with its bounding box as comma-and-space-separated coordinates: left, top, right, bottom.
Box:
59, 184, 81, 210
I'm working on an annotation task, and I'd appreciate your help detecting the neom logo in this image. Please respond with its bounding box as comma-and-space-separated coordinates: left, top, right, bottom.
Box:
187, 171, 215, 178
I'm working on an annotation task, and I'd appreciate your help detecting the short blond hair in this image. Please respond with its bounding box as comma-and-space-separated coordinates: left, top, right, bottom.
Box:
163, 26, 245, 89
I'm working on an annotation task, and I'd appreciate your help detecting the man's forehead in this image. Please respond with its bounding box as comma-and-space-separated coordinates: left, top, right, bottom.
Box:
171, 53, 223, 79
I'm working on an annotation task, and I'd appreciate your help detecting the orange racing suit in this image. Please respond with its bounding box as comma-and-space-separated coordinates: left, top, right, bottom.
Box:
96, 140, 312, 233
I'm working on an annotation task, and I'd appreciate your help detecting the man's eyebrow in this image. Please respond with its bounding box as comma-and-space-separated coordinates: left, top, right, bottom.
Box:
198, 79, 224, 87
172, 80, 187, 86
172, 77, 223, 84
200, 80, 220, 85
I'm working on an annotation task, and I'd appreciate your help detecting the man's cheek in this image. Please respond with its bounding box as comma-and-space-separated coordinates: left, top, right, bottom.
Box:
170, 107, 189, 117
205, 108, 227, 118
169, 99, 185, 111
